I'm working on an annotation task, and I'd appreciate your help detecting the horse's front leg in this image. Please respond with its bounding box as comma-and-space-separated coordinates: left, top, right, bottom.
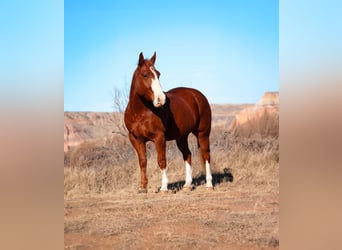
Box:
155, 134, 168, 192
129, 133, 148, 193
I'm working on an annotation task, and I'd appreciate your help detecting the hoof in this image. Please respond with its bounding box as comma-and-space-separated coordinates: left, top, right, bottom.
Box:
159, 190, 169, 195
137, 188, 147, 194
206, 186, 214, 191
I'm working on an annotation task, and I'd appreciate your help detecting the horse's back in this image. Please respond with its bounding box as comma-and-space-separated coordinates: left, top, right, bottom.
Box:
166, 87, 211, 138
167, 87, 210, 114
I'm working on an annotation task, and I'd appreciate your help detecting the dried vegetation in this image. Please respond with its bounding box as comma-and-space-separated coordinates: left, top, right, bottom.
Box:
64, 122, 279, 249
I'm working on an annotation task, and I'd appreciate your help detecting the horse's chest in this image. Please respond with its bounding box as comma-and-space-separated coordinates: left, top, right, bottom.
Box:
128, 113, 165, 140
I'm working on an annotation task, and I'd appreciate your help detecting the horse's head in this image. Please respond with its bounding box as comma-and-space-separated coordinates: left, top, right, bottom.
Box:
132, 52, 166, 108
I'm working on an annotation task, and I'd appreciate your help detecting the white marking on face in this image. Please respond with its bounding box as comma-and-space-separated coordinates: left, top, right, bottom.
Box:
185, 161, 192, 187
205, 161, 213, 187
150, 67, 166, 107
160, 169, 168, 191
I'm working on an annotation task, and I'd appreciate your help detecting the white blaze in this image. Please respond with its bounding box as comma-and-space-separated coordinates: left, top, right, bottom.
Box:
160, 169, 168, 191
185, 161, 192, 187
150, 67, 166, 107
205, 161, 213, 188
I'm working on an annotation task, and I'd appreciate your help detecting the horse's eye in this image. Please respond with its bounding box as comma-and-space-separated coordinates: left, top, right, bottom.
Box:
143, 74, 148, 78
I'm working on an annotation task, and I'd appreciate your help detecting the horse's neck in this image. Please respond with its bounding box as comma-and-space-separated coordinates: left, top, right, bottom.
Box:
127, 90, 148, 113
127, 75, 156, 112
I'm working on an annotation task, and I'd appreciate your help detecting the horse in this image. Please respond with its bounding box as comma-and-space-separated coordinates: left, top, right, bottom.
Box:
124, 52, 213, 193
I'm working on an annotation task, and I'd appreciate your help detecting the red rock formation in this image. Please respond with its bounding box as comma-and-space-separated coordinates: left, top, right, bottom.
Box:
228, 92, 279, 138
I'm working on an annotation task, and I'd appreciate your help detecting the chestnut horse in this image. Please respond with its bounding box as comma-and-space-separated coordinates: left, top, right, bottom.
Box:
124, 52, 213, 193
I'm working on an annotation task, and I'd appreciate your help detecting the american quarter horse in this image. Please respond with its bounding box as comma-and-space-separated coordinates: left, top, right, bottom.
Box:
124, 52, 213, 193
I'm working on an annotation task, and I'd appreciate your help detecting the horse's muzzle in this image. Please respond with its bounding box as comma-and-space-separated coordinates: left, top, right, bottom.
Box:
153, 93, 166, 108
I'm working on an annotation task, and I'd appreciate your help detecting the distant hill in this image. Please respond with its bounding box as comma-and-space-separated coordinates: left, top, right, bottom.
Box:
64, 93, 279, 153
227, 92, 279, 138
64, 104, 250, 152
210, 104, 253, 129
64, 112, 124, 152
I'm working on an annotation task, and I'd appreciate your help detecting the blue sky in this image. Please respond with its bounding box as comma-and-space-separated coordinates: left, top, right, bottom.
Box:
64, 0, 278, 111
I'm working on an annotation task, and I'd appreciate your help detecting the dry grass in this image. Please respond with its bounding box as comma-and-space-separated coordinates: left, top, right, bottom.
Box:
64, 130, 279, 196
64, 127, 278, 196
64, 127, 279, 249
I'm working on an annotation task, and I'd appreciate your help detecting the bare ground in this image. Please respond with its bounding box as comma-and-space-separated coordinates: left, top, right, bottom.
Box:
64, 182, 278, 249
64, 111, 279, 249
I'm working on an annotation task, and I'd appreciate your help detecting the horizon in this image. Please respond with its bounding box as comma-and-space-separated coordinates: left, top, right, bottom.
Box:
63, 100, 272, 113
64, 0, 278, 112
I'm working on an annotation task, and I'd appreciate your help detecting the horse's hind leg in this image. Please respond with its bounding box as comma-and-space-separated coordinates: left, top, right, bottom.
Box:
198, 132, 213, 188
176, 137, 192, 188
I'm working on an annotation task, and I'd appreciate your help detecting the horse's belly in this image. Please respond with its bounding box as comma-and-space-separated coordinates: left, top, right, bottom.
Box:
164, 113, 197, 140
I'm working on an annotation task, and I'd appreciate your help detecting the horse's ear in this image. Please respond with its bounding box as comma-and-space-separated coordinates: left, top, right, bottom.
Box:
138, 52, 144, 66
150, 52, 156, 65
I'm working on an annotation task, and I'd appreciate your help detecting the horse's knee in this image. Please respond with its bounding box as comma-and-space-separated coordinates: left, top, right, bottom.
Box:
139, 158, 147, 168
